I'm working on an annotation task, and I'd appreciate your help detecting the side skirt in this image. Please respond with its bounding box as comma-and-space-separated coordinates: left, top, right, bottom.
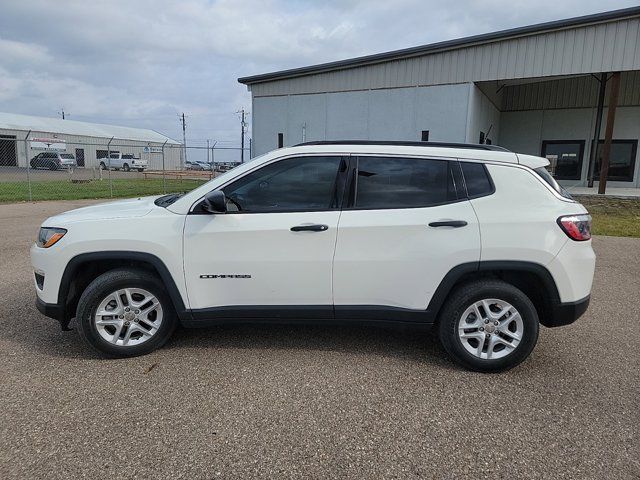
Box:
182, 305, 436, 328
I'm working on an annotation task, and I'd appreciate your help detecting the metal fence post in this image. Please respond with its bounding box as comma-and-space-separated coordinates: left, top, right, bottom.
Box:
107, 136, 114, 198
161, 140, 167, 194
24, 130, 32, 202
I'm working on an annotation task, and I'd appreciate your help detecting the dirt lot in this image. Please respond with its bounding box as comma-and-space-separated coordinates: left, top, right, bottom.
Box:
0, 200, 638, 479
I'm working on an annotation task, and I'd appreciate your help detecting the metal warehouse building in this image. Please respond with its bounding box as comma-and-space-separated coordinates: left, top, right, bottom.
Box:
239, 7, 640, 189
0, 112, 181, 170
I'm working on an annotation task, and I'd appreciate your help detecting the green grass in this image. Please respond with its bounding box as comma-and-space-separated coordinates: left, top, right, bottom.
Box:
0, 178, 207, 203
576, 195, 640, 238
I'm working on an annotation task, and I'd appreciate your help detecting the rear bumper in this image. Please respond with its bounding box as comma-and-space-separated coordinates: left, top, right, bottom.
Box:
544, 295, 590, 328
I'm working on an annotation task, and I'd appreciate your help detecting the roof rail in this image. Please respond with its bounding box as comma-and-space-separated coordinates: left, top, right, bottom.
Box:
294, 140, 511, 152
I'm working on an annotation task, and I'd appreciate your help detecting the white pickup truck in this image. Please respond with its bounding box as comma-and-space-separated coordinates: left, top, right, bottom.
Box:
99, 153, 148, 172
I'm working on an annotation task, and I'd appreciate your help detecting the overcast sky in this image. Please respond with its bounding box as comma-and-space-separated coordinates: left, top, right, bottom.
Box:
0, 0, 637, 149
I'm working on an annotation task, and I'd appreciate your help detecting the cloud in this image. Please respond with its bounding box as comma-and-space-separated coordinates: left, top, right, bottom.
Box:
0, 0, 637, 156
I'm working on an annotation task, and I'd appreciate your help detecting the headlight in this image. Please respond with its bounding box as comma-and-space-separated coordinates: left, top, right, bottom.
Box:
37, 227, 67, 248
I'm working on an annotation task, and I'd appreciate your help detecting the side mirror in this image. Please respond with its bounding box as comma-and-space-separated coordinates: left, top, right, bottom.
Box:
203, 190, 227, 213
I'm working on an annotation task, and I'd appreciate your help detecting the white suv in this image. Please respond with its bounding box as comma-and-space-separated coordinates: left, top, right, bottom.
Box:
31, 141, 595, 372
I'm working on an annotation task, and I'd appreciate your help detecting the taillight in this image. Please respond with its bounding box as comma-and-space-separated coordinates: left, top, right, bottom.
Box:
557, 214, 592, 241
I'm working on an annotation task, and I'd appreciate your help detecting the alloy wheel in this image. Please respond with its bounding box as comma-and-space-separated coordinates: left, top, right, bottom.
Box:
93, 288, 163, 347
458, 298, 523, 360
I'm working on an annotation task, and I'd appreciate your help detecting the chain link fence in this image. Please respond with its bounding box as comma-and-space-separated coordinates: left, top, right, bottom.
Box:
0, 135, 248, 203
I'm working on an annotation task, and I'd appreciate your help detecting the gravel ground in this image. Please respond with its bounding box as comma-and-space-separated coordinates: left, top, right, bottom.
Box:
0, 200, 638, 479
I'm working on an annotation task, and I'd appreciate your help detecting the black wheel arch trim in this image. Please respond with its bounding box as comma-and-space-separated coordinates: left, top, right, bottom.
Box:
48, 256, 575, 329
425, 260, 563, 320
57, 251, 189, 323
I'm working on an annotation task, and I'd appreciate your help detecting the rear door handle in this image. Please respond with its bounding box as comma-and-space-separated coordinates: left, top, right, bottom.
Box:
290, 224, 329, 232
428, 220, 468, 228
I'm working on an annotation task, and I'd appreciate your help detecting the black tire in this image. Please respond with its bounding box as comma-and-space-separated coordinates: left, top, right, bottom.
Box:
438, 279, 539, 373
99, 162, 106, 170
137, 168, 144, 172
123, 163, 130, 172
75, 268, 178, 357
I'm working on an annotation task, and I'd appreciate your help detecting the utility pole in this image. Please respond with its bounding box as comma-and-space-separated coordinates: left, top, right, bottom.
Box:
207, 139, 210, 164
59, 108, 66, 120
179, 113, 187, 167
237, 109, 249, 163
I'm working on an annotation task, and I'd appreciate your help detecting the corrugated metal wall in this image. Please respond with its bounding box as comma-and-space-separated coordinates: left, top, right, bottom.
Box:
501, 70, 640, 110
0, 129, 183, 169
250, 17, 640, 97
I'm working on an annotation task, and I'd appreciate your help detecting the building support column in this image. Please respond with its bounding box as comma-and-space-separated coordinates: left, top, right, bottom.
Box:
587, 73, 607, 188
598, 72, 621, 195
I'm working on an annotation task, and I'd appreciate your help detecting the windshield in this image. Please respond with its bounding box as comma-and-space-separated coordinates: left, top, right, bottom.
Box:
534, 167, 573, 200
154, 192, 185, 207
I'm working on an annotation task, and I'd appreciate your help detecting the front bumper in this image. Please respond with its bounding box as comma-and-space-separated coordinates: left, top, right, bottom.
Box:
35, 297, 72, 330
36, 297, 63, 320
544, 295, 590, 328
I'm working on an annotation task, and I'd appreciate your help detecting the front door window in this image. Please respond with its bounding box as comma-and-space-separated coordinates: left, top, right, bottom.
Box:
222, 156, 343, 212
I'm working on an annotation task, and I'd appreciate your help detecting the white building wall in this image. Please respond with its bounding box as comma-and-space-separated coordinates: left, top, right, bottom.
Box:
499, 106, 640, 187
466, 84, 501, 145
252, 83, 471, 156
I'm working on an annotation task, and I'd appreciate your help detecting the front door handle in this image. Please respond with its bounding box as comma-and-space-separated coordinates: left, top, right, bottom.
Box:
428, 220, 468, 228
290, 224, 329, 232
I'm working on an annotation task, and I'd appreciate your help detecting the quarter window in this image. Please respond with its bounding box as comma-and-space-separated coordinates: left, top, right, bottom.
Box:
354, 157, 459, 209
460, 162, 493, 197
222, 156, 343, 213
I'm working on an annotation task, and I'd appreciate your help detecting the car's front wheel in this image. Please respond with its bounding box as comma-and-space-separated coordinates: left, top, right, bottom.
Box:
76, 269, 177, 357
123, 163, 130, 171
438, 279, 539, 372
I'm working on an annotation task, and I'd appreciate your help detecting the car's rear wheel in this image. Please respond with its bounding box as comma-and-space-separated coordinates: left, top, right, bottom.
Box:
123, 163, 130, 171
438, 279, 539, 372
76, 269, 177, 357
99, 161, 106, 170
137, 168, 144, 172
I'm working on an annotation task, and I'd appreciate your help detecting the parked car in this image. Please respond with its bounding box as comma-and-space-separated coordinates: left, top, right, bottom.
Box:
31, 141, 595, 372
186, 161, 205, 171
30, 152, 77, 170
215, 162, 238, 173
99, 153, 148, 172
198, 161, 214, 170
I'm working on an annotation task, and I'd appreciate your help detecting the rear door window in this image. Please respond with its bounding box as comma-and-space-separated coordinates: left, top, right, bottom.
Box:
354, 157, 460, 209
